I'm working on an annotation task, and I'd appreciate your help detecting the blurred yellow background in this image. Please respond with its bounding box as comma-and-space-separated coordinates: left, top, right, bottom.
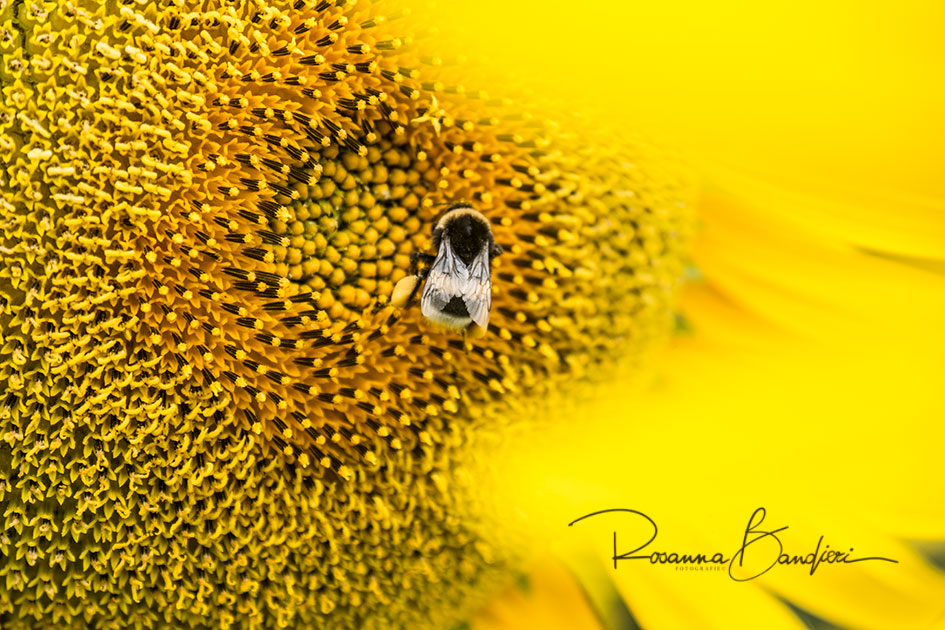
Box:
427, 0, 945, 204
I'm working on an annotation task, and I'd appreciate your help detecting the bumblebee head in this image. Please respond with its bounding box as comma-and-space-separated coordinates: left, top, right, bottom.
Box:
433, 204, 493, 262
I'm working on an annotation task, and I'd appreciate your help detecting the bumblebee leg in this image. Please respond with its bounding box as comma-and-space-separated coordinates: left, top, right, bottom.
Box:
410, 251, 436, 273
490, 242, 504, 258
390, 275, 420, 308
406, 269, 427, 305
390, 252, 437, 309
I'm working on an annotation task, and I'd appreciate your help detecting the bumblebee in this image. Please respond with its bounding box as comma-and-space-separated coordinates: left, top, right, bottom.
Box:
391, 203, 502, 336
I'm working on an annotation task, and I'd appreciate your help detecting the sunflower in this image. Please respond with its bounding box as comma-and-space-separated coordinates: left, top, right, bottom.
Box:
1, 0, 690, 627
2, 0, 943, 629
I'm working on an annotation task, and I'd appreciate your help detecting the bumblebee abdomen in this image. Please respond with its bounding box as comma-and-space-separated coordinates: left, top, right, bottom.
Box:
442, 296, 471, 317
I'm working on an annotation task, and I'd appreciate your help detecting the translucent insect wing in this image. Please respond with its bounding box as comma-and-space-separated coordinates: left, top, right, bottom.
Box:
421, 239, 466, 318
420, 239, 492, 329
463, 247, 492, 328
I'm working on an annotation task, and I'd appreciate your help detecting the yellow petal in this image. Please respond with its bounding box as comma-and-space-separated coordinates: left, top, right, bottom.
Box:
471, 561, 603, 630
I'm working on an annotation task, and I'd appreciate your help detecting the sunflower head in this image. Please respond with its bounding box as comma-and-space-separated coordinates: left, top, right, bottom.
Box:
0, 0, 692, 627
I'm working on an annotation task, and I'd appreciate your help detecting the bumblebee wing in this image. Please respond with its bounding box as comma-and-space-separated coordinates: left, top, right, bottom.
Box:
420, 239, 469, 317
420, 241, 492, 329
462, 246, 492, 329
